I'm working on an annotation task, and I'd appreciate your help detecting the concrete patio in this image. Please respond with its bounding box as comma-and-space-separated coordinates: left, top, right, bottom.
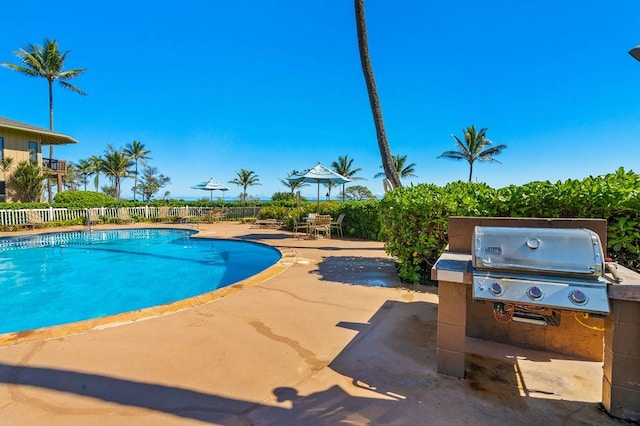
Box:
0, 222, 620, 425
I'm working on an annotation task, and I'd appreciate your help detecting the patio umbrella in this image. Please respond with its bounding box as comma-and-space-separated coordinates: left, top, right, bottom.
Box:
191, 178, 230, 202
286, 163, 351, 205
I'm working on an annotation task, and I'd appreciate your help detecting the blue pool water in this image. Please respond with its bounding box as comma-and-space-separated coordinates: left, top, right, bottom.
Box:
0, 228, 281, 334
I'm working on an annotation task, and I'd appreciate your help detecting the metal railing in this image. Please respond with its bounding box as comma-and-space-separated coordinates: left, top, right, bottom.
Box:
42, 158, 67, 173
0, 206, 263, 228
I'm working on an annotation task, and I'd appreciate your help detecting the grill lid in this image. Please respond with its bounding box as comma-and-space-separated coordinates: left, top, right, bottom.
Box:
472, 226, 605, 277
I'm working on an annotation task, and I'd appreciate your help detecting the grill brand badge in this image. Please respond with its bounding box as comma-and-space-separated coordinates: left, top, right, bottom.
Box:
484, 246, 502, 255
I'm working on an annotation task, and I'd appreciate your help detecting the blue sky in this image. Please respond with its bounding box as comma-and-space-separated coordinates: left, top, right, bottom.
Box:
1, 1, 639, 200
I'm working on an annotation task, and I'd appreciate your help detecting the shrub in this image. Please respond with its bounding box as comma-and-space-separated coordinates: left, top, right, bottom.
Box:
54, 191, 115, 207
337, 200, 382, 240
379, 168, 640, 283
257, 205, 290, 220
271, 192, 296, 202
379, 182, 495, 283
0, 202, 50, 210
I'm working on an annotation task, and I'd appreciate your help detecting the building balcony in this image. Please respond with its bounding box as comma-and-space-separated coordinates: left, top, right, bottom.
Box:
43, 158, 67, 175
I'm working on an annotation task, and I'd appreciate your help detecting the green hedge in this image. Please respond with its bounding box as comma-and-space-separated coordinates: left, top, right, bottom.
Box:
53, 191, 116, 207
379, 182, 497, 283
379, 168, 640, 284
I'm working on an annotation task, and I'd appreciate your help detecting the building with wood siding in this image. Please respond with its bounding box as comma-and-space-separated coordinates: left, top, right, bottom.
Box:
0, 116, 77, 202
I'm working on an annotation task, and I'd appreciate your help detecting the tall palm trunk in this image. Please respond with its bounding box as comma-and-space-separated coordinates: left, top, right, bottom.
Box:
47, 79, 55, 202
355, 0, 401, 189
48, 80, 54, 131
133, 162, 139, 201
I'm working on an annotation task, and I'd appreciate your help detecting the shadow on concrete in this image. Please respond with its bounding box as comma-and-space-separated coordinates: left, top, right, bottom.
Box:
234, 233, 292, 241
324, 299, 617, 425
0, 363, 412, 424
237, 232, 387, 252
0, 299, 617, 425
0, 363, 261, 423
313, 255, 401, 287
255, 385, 410, 424
329, 300, 439, 398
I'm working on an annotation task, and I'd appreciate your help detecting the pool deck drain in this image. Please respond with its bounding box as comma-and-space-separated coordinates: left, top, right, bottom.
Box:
0, 222, 617, 425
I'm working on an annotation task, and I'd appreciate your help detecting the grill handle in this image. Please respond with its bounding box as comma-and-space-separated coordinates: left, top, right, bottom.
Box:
481, 261, 597, 275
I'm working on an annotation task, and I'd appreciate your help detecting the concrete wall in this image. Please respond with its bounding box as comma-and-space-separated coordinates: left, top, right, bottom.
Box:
602, 298, 640, 420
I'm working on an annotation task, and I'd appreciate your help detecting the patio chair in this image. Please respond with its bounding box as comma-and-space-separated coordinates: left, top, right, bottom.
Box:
292, 218, 311, 239
330, 213, 345, 237
312, 215, 332, 239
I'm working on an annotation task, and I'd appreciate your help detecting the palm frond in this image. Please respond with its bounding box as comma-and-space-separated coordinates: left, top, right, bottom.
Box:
438, 151, 466, 160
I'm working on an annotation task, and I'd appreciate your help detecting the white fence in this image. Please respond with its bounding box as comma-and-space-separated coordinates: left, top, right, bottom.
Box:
0, 206, 263, 228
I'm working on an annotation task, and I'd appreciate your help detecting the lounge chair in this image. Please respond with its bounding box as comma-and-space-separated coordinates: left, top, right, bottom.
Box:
201, 207, 227, 223
155, 206, 170, 222
330, 213, 345, 237
255, 218, 283, 229
177, 207, 195, 223
87, 208, 103, 225
23, 210, 44, 228
117, 208, 134, 223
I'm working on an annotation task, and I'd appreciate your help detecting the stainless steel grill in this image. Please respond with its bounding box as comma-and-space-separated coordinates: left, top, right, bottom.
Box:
472, 226, 610, 315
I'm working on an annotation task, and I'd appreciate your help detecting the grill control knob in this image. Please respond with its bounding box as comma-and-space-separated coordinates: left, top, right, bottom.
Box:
569, 290, 587, 305
489, 282, 503, 296
527, 286, 543, 300
526, 238, 541, 249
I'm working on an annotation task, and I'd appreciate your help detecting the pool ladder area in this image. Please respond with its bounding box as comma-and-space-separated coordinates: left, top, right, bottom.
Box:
86, 209, 92, 232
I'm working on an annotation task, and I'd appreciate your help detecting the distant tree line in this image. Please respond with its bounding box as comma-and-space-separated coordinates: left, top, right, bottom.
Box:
65, 140, 170, 202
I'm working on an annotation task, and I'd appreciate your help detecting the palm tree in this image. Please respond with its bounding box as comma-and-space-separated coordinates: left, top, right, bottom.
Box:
354, 0, 401, 190
438, 125, 507, 182
101, 148, 134, 201
89, 155, 102, 191
374, 154, 417, 180
10, 160, 46, 202
2, 38, 87, 201
62, 162, 82, 191
332, 155, 364, 201
76, 159, 92, 191
123, 140, 152, 201
280, 170, 309, 194
229, 169, 261, 202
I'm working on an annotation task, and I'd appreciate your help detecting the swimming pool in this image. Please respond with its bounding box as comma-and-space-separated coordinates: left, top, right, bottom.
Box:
0, 228, 281, 334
